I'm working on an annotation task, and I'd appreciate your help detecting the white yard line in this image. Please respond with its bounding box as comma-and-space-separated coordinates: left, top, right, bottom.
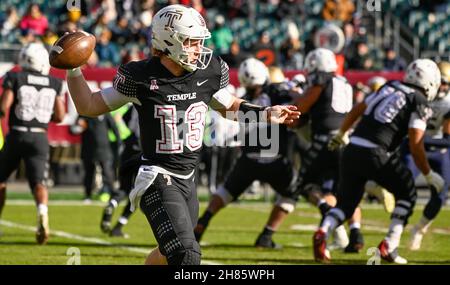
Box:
0, 220, 222, 265
6, 200, 108, 206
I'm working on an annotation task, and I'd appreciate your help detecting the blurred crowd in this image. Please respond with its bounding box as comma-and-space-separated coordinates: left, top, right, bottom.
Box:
0, 0, 447, 71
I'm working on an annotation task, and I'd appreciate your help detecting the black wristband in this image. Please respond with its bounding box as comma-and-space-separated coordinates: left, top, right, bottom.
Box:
238, 101, 267, 123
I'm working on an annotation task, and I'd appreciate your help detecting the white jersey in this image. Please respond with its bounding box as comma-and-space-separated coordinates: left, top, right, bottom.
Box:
426, 94, 450, 138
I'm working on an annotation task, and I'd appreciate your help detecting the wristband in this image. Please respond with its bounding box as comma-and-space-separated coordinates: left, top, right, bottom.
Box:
67, 67, 82, 78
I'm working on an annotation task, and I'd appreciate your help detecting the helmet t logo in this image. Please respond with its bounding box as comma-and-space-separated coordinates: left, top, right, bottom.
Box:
160, 11, 183, 29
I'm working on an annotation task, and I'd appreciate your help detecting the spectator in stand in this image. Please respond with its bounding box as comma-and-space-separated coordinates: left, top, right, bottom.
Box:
221, 40, 249, 68
42, 28, 59, 50
111, 16, 133, 46
115, 0, 141, 19
275, 0, 304, 21
89, 12, 111, 39
342, 22, 358, 63
92, 0, 117, 23
210, 15, 234, 56
279, 23, 303, 70
227, 0, 251, 19
383, 47, 407, 71
20, 29, 37, 45
1, 8, 19, 39
322, 0, 355, 23
95, 29, 120, 67
347, 41, 372, 70
304, 26, 319, 56
58, 20, 79, 37
252, 31, 279, 66
19, 4, 48, 36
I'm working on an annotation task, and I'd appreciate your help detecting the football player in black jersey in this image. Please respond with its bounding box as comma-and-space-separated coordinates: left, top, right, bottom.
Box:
315, 59, 443, 264
63, 5, 299, 265
194, 58, 300, 249
405, 61, 450, 250
290, 48, 360, 252
0, 43, 66, 244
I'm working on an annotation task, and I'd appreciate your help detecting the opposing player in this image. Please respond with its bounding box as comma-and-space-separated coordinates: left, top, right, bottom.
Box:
194, 58, 299, 249
62, 5, 299, 265
0, 43, 66, 244
315, 59, 443, 264
406, 61, 450, 250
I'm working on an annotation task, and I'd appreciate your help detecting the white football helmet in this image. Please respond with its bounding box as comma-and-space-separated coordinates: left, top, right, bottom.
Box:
238, 58, 269, 87
304, 48, 337, 74
151, 4, 212, 72
404, 59, 441, 101
18, 43, 50, 75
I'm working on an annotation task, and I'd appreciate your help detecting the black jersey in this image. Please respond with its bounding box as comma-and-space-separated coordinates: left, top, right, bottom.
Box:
79, 114, 118, 161
240, 83, 293, 157
112, 56, 229, 175
352, 81, 432, 152
2, 70, 63, 129
307, 72, 353, 135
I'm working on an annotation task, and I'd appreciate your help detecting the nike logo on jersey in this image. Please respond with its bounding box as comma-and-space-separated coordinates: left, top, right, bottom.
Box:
196, 79, 208, 86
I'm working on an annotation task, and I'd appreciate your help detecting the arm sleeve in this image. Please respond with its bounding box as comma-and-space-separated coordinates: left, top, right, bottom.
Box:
209, 87, 235, 110
408, 112, 427, 131
219, 57, 230, 89
101, 87, 140, 111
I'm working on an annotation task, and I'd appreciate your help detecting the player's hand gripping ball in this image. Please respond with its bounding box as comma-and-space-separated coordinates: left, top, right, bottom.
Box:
49, 31, 96, 69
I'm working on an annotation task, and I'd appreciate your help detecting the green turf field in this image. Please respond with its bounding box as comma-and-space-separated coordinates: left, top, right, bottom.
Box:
0, 201, 449, 265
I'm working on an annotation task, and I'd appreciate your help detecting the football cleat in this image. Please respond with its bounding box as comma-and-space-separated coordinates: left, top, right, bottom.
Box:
110, 226, 130, 239
254, 234, 282, 250
36, 213, 49, 245
100, 205, 114, 233
313, 229, 331, 263
328, 225, 349, 251
378, 240, 408, 264
344, 228, 364, 253
408, 226, 425, 251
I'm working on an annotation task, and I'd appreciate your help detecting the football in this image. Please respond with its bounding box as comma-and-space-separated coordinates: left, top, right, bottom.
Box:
49, 31, 96, 69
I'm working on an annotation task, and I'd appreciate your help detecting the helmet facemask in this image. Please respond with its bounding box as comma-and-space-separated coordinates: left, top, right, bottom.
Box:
169, 30, 212, 72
